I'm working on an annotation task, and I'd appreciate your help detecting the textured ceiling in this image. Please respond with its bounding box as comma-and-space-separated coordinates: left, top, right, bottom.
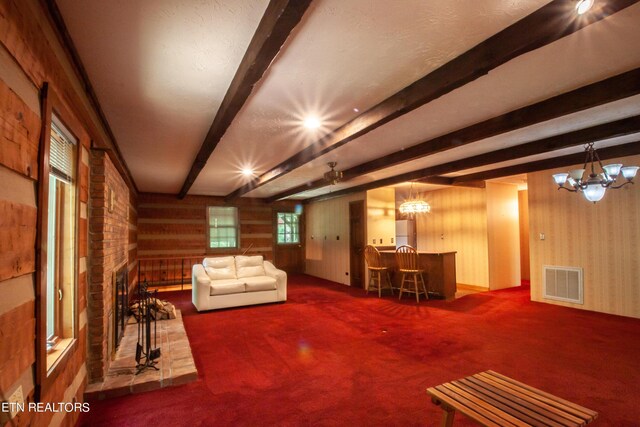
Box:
56, 0, 269, 192
56, 0, 640, 199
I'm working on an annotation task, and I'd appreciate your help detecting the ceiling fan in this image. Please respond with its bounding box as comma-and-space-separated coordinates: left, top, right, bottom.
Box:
324, 162, 343, 185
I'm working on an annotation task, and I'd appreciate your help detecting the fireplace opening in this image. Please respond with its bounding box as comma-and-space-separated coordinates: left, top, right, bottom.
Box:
113, 263, 128, 352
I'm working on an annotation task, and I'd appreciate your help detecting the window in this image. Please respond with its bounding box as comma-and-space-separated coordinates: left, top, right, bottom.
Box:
277, 212, 300, 244
37, 84, 83, 394
45, 117, 77, 365
208, 206, 239, 249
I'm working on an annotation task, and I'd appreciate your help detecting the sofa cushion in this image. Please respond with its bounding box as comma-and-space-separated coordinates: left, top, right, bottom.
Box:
243, 276, 277, 292
235, 255, 266, 278
204, 256, 236, 280
209, 279, 245, 296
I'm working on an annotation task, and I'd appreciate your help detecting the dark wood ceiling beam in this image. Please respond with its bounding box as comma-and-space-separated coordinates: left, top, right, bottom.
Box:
303, 115, 640, 203
452, 180, 486, 189
423, 177, 487, 188
229, 0, 640, 201
177, 0, 312, 198
417, 176, 453, 186
266, 68, 640, 202
412, 115, 640, 178
451, 141, 640, 183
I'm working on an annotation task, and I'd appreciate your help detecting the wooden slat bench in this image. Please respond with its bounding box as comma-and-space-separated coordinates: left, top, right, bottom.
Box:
426, 370, 598, 427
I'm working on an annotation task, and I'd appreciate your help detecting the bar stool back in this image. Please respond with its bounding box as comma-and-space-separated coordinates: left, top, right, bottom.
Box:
364, 245, 394, 297
395, 245, 428, 302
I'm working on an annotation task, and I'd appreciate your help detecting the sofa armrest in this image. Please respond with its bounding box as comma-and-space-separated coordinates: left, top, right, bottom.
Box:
192, 264, 211, 311
264, 261, 287, 301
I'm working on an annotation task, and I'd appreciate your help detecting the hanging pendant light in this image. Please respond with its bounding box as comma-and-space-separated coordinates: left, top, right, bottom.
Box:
552, 142, 638, 203
399, 182, 431, 215
399, 199, 431, 214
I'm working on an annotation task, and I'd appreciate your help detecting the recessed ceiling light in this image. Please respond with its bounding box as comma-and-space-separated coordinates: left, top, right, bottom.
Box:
241, 168, 254, 176
303, 116, 321, 129
576, 0, 594, 14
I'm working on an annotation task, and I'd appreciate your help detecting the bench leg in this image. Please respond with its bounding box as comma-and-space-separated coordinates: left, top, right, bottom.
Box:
441, 406, 456, 427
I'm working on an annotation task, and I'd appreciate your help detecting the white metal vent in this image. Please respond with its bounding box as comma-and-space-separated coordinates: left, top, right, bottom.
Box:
543, 266, 583, 304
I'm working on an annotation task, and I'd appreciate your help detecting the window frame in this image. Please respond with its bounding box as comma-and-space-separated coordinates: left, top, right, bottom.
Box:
46, 119, 78, 349
276, 212, 300, 245
36, 83, 81, 396
206, 206, 240, 251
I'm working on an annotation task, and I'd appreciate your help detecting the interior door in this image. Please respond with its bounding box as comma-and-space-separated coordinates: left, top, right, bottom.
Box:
274, 210, 305, 274
349, 200, 365, 288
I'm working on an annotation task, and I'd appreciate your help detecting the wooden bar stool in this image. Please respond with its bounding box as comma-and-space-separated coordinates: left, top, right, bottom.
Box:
395, 245, 428, 302
364, 245, 394, 297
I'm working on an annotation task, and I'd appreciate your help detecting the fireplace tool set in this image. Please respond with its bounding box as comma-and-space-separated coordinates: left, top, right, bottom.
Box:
135, 282, 161, 374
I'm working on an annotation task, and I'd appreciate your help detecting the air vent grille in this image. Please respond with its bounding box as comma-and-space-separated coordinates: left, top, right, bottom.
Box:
543, 266, 583, 304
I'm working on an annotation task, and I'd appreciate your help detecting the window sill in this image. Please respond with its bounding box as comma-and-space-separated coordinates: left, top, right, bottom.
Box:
46, 337, 74, 372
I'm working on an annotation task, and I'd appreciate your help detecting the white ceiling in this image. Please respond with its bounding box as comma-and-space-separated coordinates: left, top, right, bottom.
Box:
56, 0, 640, 199
57, 0, 269, 192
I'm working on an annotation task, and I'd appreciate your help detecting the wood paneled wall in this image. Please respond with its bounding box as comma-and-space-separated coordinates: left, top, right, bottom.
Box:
416, 187, 490, 288
137, 193, 297, 262
0, 1, 136, 424
528, 154, 640, 318
305, 193, 365, 285
0, 57, 91, 427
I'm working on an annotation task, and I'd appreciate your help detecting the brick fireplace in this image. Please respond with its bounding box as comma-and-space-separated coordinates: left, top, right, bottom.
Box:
88, 151, 132, 383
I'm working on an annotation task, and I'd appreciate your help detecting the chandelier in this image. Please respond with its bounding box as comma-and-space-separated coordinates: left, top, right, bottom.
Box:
552, 143, 638, 203
324, 162, 343, 185
399, 183, 431, 215
399, 199, 431, 214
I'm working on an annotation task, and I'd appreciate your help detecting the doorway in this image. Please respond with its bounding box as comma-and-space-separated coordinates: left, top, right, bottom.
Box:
274, 210, 305, 274
349, 200, 365, 288
518, 190, 530, 283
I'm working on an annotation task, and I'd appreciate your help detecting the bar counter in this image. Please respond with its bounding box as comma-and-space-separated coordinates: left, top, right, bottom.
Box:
378, 250, 457, 300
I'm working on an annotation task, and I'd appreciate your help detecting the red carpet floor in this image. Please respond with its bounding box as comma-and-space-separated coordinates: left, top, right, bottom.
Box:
78, 275, 640, 426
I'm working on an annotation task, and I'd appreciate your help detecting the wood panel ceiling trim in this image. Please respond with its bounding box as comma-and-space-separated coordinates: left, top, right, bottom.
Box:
177, 0, 313, 199
227, 0, 640, 201
303, 115, 640, 203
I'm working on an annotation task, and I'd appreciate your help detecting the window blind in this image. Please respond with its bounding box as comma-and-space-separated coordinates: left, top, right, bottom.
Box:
50, 122, 76, 182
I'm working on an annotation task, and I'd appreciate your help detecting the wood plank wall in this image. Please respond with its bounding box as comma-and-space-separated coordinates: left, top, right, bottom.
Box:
0, 0, 137, 424
0, 72, 40, 425
528, 154, 640, 319
0, 54, 92, 427
137, 193, 298, 263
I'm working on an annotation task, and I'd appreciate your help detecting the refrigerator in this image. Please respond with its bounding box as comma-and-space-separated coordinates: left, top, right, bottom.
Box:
395, 219, 416, 248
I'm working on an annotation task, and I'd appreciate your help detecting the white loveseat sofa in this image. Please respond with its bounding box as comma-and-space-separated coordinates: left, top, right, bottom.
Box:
192, 255, 287, 311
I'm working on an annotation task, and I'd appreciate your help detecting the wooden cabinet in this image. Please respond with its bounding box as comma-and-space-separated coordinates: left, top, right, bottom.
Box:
379, 251, 457, 300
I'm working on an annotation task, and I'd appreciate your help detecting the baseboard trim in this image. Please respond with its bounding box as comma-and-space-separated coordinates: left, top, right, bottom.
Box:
456, 283, 489, 292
